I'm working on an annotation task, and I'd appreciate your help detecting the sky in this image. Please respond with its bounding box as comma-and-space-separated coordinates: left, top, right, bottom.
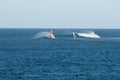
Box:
0, 0, 120, 28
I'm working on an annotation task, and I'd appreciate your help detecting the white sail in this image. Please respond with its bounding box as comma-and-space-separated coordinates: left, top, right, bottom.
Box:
73, 32, 76, 39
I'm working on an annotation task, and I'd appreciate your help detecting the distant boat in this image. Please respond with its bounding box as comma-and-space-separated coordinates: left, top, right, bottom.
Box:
77, 32, 100, 38
48, 30, 55, 39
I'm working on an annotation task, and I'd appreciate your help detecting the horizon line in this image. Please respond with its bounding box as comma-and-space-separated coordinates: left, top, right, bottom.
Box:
0, 27, 120, 29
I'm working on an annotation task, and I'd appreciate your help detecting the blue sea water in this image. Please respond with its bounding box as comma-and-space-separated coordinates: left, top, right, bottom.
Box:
0, 29, 120, 80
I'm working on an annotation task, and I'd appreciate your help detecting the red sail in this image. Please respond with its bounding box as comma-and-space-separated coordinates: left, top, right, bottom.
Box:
49, 30, 53, 35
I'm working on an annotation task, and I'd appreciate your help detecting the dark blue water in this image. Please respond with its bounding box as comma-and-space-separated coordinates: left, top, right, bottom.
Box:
0, 29, 120, 80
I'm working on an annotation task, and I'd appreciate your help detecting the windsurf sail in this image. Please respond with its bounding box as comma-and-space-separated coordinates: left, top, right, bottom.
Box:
48, 30, 55, 39
73, 32, 76, 39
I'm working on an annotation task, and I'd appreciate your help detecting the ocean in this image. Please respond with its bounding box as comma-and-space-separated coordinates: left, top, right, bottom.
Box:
0, 29, 120, 80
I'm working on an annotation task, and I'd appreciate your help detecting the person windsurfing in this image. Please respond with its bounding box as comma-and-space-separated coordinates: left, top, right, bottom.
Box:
48, 30, 55, 39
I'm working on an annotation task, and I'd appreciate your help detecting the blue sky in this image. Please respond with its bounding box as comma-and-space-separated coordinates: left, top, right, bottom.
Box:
0, 0, 120, 28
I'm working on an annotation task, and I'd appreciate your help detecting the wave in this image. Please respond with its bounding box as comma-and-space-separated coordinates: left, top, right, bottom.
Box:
101, 37, 120, 40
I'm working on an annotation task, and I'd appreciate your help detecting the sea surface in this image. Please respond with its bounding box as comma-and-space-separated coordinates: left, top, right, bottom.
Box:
0, 29, 120, 80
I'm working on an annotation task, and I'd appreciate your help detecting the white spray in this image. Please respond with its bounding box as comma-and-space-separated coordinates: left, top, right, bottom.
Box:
76, 31, 100, 38
34, 32, 49, 39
